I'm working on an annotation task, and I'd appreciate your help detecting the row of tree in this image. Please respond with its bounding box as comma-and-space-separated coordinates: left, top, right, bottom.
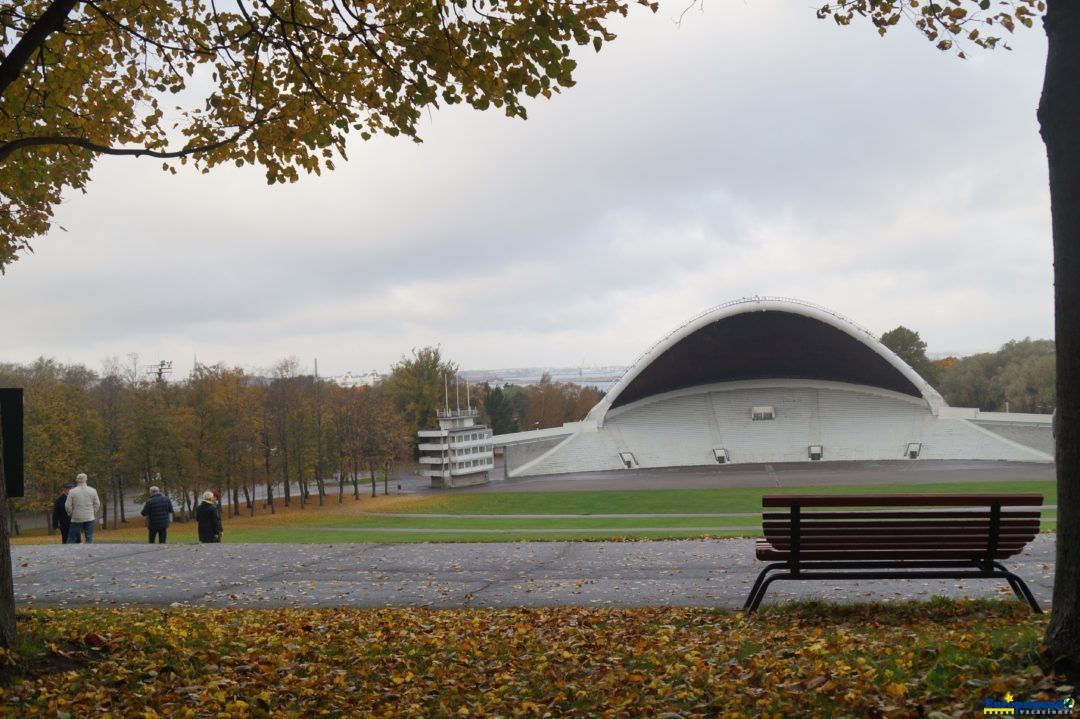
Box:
881, 327, 1055, 414
0, 347, 606, 529
0, 356, 413, 531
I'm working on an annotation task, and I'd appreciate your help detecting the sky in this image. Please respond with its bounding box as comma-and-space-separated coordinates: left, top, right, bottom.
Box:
0, 2, 1054, 380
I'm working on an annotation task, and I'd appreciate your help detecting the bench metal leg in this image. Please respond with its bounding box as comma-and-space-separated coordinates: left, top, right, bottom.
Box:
993, 562, 1043, 613
746, 573, 790, 613
743, 563, 787, 611
743, 566, 1042, 614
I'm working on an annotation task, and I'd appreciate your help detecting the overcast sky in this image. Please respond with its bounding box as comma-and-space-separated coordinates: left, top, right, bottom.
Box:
0, 2, 1053, 379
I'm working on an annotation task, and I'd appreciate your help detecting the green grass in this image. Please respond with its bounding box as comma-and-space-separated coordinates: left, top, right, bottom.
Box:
61, 478, 1054, 544
369, 479, 1057, 516
212, 479, 1055, 543
224, 528, 753, 543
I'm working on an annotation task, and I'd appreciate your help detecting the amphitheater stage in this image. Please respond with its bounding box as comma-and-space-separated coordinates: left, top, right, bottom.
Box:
465, 459, 1054, 493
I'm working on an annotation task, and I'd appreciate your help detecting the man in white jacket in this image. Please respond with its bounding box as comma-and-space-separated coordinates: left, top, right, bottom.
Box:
65, 473, 101, 544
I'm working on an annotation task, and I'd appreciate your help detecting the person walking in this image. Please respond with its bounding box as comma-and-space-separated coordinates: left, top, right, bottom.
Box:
51, 482, 76, 544
64, 473, 101, 544
140, 486, 173, 544
196, 491, 222, 543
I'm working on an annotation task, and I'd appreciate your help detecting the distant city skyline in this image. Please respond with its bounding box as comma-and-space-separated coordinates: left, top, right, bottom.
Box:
1, 335, 1048, 383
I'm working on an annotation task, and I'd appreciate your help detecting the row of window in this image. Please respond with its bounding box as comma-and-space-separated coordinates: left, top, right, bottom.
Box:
453, 459, 493, 469
451, 446, 490, 457
451, 431, 492, 443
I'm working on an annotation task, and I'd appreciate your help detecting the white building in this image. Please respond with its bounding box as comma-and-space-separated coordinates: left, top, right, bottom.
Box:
496, 297, 1053, 478
418, 409, 495, 488
333, 370, 382, 389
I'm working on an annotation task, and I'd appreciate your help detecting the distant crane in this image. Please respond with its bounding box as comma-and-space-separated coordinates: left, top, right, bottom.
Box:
145, 360, 172, 381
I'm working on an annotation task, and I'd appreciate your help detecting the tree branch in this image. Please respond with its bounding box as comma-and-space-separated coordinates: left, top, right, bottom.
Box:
0, 0, 79, 100
0, 131, 245, 164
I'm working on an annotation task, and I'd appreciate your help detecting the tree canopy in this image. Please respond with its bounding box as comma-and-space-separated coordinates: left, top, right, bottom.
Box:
0, 0, 652, 270
937, 338, 1056, 413
380, 346, 459, 441
880, 325, 938, 386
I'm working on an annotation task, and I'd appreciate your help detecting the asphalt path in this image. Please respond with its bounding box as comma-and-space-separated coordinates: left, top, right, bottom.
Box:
16, 461, 1054, 611
472, 459, 1054, 493
12, 535, 1056, 612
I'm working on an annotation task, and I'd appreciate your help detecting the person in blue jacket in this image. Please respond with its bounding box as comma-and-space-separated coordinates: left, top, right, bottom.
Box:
140, 486, 173, 544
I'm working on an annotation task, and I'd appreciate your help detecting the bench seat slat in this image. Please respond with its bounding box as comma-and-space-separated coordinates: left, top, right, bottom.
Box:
764, 537, 1035, 547
761, 493, 1043, 508
760, 524, 1036, 535
760, 518, 1036, 528
755, 547, 1026, 561
762, 533, 1034, 544
762, 511, 1041, 521
760, 539, 1028, 550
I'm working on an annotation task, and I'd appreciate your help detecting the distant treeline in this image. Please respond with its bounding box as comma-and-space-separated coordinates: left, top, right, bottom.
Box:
935, 339, 1055, 413
880, 327, 1054, 414
0, 348, 602, 525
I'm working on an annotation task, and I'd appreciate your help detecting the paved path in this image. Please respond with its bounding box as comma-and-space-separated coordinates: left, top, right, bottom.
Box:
12, 535, 1056, 611
479, 460, 1054, 493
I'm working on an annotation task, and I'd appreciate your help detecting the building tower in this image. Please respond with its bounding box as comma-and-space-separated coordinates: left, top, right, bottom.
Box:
418, 378, 494, 488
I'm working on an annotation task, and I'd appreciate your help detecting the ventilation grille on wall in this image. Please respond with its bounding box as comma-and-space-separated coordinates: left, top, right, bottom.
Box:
751, 406, 775, 421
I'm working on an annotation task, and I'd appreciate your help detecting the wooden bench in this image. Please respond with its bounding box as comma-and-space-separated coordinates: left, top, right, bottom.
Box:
744, 493, 1043, 613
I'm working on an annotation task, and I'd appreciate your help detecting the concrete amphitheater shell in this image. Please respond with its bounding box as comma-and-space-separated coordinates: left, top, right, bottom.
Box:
497, 297, 1052, 478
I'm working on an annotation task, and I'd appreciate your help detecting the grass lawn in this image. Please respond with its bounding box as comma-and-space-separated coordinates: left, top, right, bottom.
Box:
13, 479, 1056, 545
2, 600, 1070, 718
367, 480, 1058, 516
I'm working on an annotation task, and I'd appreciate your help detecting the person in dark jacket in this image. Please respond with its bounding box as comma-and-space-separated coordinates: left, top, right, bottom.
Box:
196, 491, 222, 543
140, 486, 173, 544
51, 482, 76, 544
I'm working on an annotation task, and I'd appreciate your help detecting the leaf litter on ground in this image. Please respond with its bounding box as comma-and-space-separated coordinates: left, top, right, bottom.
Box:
0, 599, 1071, 718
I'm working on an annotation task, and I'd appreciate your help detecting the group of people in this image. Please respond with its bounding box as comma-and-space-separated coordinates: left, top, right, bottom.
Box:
51, 474, 224, 544
50, 473, 99, 543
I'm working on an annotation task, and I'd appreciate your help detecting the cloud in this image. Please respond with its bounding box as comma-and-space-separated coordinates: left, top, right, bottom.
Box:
0, 3, 1053, 378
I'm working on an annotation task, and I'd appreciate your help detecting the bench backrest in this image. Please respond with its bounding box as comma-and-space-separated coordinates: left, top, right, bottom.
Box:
761, 493, 1043, 562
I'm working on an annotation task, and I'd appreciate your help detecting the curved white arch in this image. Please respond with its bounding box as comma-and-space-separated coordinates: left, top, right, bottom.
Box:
586, 296, 945, 426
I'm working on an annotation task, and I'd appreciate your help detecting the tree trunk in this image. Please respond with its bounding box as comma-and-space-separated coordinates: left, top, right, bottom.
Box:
0, 420, 18, 647
1041, 0, 1080, 680
111, 474, 120, 529
281, 445, 291, 506
117, 474, 127, 523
